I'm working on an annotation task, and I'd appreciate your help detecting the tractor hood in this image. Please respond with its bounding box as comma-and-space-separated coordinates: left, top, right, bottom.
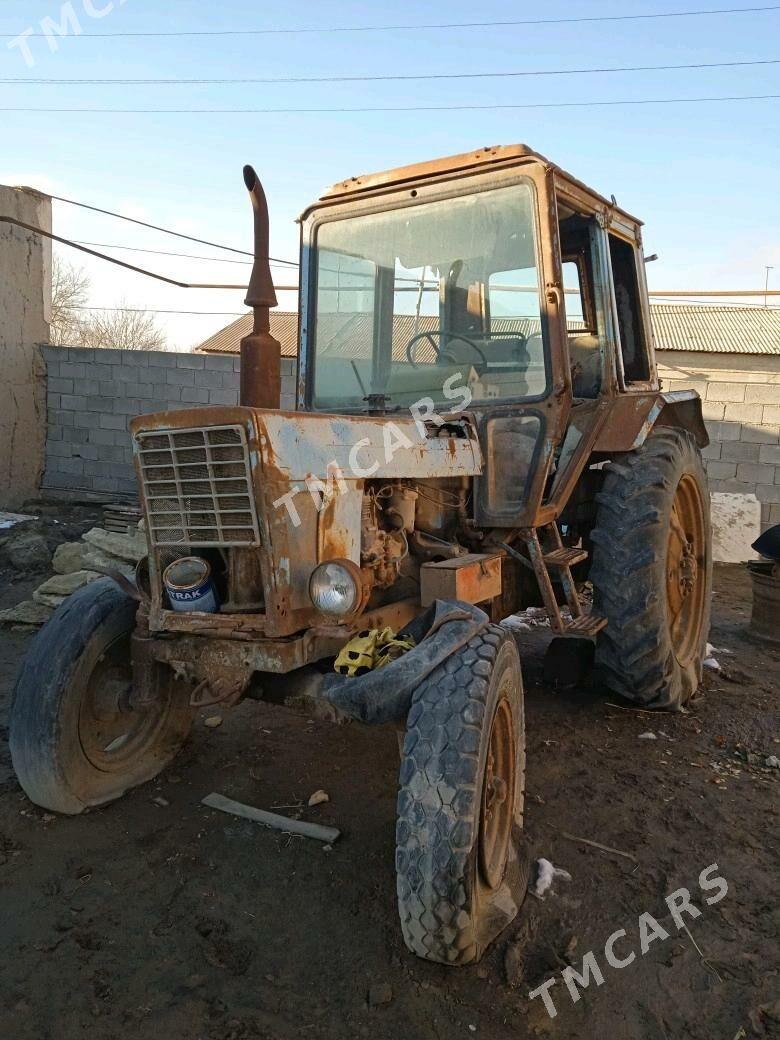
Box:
253, 409, 482, 482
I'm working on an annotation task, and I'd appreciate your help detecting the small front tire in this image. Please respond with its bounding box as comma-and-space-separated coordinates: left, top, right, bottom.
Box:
10, 579, 194, 815
396, 625, 527, 965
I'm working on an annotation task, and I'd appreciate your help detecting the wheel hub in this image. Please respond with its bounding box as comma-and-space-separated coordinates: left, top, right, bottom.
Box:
78, 634, 165, 771
478, 694, 515, 891
666, 474, 707, 665
678, 542, 698, 598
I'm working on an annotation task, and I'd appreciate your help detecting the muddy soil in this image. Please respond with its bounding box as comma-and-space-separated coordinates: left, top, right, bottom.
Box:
0, 564, 777, 1040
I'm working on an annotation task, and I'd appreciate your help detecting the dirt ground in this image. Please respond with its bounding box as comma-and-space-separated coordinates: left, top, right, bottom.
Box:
0, 563, 778, 1040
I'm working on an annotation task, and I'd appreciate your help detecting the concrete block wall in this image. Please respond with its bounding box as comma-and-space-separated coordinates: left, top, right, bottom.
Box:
657, 349, 780, 532
42, 345, 297, 499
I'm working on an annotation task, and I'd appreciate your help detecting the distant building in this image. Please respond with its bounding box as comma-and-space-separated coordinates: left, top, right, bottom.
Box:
196, 304, 780, 359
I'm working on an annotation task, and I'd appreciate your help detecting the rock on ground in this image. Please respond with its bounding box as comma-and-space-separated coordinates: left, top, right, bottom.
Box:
83, 527, 148, 563
52, 542, 88, 575
32, 570, 102, 607
81, 547, 135, 578
0, 600, 53, 626
1, 529, 51, 573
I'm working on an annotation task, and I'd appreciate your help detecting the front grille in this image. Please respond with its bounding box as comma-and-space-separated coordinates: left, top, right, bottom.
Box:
134, 425, 260, 547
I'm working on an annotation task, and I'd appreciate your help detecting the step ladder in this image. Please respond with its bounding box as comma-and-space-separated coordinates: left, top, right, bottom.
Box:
519, 523, 608, 638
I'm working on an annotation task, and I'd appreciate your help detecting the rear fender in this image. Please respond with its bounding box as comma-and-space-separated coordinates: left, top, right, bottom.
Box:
593, 391, 708, 453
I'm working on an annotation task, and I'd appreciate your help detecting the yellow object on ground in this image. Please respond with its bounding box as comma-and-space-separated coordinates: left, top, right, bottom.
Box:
334, 627, 416, 677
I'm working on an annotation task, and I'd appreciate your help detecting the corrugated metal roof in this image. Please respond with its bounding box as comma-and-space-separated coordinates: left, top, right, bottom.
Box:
196, 312, 298, 357
650, 304, 780, 355
196, 305, 780, 357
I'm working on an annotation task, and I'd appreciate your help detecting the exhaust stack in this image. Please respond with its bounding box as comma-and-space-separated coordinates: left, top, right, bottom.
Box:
239, 165, 282, 409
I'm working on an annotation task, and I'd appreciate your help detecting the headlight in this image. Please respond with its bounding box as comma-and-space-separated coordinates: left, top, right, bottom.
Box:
309, 560, 361, 617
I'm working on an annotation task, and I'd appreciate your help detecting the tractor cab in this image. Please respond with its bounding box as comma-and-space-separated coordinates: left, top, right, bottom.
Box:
296, 144, 664, 535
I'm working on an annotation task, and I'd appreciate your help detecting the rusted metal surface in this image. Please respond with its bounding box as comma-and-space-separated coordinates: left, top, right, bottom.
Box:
420, 554, 502, 607
315, 143, 643, 228
667, 474, 708, 665
479, 694, 515, 891
240, 165, 282, 409
593, 391, 708, 453
250, 410, 483, 636
139, 595, 423, 685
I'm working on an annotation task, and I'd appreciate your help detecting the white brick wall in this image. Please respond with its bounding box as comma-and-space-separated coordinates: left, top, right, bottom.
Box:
658, 349, 780, 531
42, 345, 297, 500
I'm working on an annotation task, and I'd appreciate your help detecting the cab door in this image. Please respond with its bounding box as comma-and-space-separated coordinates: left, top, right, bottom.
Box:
473, 163, 572, 528
541, 214, 616, 518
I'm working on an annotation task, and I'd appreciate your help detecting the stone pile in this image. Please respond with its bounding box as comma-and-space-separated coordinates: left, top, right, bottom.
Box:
0, 527, 147, 627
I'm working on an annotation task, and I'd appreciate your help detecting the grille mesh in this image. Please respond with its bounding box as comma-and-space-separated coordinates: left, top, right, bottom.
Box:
135, 425, 260, 547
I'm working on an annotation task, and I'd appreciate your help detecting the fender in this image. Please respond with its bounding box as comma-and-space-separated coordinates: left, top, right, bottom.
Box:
593, 391, 709, 453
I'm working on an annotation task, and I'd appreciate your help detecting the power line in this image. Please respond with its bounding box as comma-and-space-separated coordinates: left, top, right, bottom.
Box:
5, 4, 779, 37
6, 92, 780, 114
72, 305, 249, 315
45, 191, 298, 267
71, 240, 296, 267
5, 56, 779, 85
3, 213, 304, 291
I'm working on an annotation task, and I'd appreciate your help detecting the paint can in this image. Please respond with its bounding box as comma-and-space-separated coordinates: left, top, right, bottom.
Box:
163, 557, 219, 614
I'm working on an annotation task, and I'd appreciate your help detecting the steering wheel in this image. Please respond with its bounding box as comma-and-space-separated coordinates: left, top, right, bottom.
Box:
406, 330, 489, 368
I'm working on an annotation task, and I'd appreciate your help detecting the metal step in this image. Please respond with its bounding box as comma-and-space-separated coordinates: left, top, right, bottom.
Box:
561, 612, 608, 637
543, 547, 588, 568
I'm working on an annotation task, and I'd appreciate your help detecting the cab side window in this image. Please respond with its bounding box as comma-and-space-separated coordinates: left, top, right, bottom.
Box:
559, 214, 602, 399
608, 233, 651, 383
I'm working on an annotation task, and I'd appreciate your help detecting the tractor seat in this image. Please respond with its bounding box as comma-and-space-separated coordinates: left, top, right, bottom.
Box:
568, 334, 602, 398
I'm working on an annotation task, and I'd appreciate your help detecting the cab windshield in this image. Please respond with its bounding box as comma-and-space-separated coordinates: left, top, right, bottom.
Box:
309, 181, 548, 412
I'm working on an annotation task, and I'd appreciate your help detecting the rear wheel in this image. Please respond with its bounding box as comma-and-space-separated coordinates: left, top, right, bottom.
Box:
10, 579, 195, 814
396, 626, 527, 965
590, 427, 712, 709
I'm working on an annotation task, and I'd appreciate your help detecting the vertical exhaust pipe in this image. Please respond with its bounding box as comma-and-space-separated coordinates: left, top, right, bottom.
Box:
240, 165, 282, 409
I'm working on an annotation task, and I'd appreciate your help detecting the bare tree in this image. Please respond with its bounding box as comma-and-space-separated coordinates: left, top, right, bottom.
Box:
50, 256, 90, 345
78, 304, 167, 352
49, 257, 167, 351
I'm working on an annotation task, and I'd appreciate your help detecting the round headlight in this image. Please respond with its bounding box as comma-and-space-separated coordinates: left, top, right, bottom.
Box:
309, 560, 360, 617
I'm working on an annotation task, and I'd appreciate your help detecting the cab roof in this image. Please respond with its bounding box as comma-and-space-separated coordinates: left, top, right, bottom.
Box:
313, 143, 642, 227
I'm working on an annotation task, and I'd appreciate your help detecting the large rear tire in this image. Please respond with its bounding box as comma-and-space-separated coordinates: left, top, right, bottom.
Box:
590, 427, 712, 709
396, 625, 527, 965
10, 579, 195, 814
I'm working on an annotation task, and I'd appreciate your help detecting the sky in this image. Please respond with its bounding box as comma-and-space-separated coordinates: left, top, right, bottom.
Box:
1, 0, 779, 351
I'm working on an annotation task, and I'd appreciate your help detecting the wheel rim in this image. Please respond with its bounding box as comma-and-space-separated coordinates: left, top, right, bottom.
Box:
78, 629, 167, 773
666, 473, 707, 665
478, 690, 516, 890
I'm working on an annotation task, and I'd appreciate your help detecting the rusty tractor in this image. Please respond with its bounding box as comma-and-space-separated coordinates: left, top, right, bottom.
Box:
11, 144, 712, 965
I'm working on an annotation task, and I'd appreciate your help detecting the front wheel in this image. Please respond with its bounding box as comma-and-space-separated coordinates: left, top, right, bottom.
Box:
10, 579, 195, 814
396, 625, 527, 965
